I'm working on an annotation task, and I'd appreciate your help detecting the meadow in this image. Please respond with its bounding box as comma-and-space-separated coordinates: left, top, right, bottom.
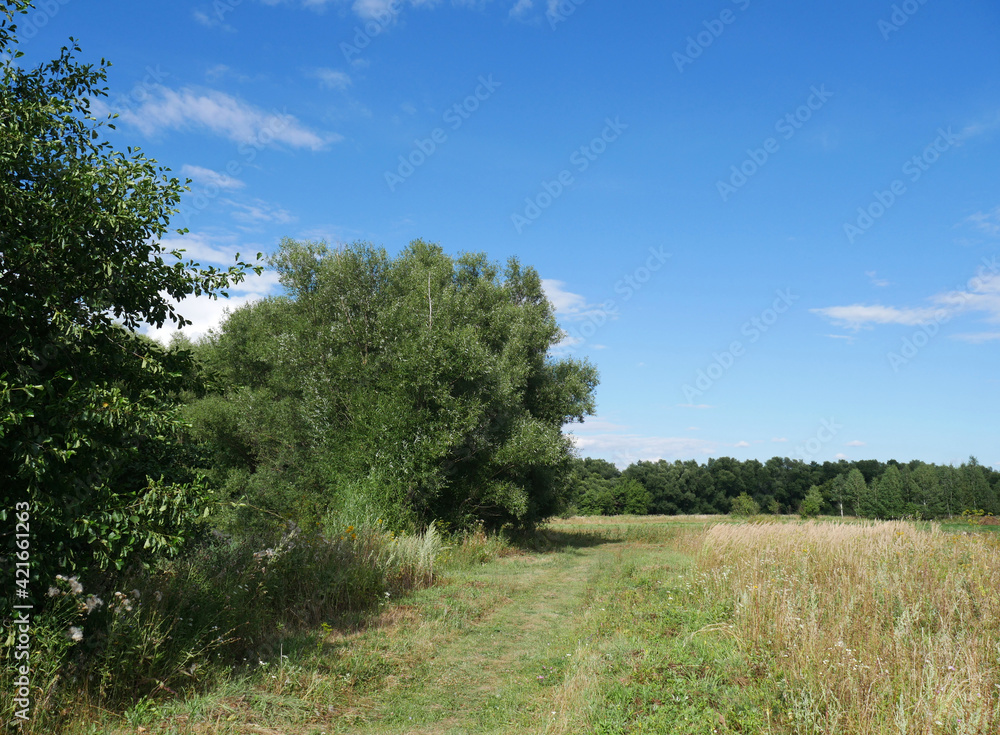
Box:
42, 515, 999, 735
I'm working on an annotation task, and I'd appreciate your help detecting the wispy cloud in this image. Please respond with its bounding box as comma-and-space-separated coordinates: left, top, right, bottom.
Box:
965, 207, 1000, 236
958, 110, 1000, 142
811, 304, 944, 330
309, 67, 352, 90
865, 270, 890, 287
193, 9, 236, 31
181, 164, 245, 190
264, 0, 541, 22
100, 85, 339, 150
771, 437, 788, 443
223, 198, 296, 227
845, 440, 866, 447
567, 432, 717, 468
812, 265, 1000, 331
542, 279, 616, 326
509, 0, 533, 18
734, 440, 750, 448
952, 332, 1000, 344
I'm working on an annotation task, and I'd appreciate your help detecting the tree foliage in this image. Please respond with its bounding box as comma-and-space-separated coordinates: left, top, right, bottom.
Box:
188, 238, 598, 532
573, 455, 1000, 521
0, 4, 258, 591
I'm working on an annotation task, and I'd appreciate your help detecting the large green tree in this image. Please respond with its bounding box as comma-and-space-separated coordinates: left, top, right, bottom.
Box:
1, 2, 258, 591
188, 238, 598, 532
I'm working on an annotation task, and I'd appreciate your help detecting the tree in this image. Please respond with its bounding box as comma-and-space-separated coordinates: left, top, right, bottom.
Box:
845, 469, 873, 518
619, 478, 652, 515
1, 2, 259, 591
189, 239, 598, 532
876, 465, 905, 519
799, 486, 823, 518
730, 492, 760, 517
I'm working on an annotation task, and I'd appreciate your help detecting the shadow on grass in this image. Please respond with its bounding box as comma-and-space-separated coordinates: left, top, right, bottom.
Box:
510, 528, 625, 553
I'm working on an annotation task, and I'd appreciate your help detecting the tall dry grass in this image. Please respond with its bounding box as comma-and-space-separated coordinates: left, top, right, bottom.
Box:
695, 520, 1000, 733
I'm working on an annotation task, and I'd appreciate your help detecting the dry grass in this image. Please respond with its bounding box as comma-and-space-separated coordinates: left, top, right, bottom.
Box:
696, 520, 1000, 733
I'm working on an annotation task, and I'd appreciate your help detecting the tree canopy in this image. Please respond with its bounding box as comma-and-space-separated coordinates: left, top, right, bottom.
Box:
187, 238, 598, 533
1, 2, 258, 588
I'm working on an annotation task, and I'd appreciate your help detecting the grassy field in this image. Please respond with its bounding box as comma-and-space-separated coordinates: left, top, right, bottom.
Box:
61, 516, 1000, 734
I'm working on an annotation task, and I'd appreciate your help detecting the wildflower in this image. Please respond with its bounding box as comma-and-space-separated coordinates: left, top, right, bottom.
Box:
83, 595, 103, 614
47, 587, 61, 597
67, 577, 83, 595
68, 626, 83, 642
132, 589, 141, 599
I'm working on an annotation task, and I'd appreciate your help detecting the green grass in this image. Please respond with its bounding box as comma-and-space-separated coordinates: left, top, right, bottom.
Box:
50, 515, 1000, 734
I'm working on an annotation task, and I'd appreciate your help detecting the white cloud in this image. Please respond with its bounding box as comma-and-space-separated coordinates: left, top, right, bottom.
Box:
566, 416, 718, 467
222, 198, 296, 227
310, 68, 352, 90
811, 304, 943, 330
509, 0, 532, 18
734, 441, 750, 448
143, 233, 280, 344
845, 440, 866, 447
771, 437, 788, 443
543, 279, 617, 353
865, 270, 890, 287
181, 164, 245, 191
952, 332, 1000, 344
814, 260, 1000, 332
193, 9, 235, 31
542, 279, 588, 316
958, 110, 1000, 142
100, 85, 339, 150
835, 453, 848, 460
159, 231, 250, 264
264, 0, 538, 22
567, 431, 718, 468
965, 207, 1000, 236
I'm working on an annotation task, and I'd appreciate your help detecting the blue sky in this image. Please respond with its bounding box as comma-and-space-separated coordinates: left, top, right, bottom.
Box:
14, 0, 1000, 468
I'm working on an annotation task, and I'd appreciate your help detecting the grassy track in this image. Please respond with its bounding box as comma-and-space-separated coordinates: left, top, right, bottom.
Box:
66, 516, 1000, 734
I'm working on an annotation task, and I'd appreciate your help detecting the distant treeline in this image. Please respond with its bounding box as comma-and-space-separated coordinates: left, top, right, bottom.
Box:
568, 456, 1000, 519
